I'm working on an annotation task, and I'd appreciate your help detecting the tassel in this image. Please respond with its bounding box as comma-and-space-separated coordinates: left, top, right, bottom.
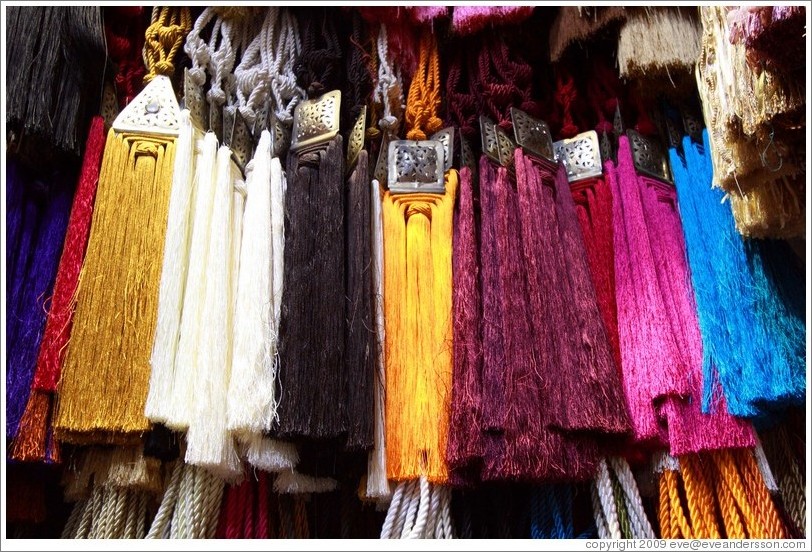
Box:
164, 132, 219, 430
366, 179, 391, 501
344, 150, 375, 451
53, 129, 176, 444
146, 110, 200, 424
12, 117, 107, 463
7, 173, 74, 442
184, 145, 241, 480
53, 10, 190, 444
276, 136, 347, 441
451, 6, 534, 35
227, 131, 277, 437
446, 166, 485, 479
530, 485, 574, 539
669, 130, 805, 419
548, 7, 627, 63
609, 136, 754, 454
6, 7, 106, 162
382, 173, 458, 483
617, 8, 702, 95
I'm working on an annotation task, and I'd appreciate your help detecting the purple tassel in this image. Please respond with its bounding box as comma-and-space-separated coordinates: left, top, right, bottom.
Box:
6, 175, 74, 440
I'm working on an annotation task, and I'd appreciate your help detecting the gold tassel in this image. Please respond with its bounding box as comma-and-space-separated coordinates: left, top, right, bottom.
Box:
382, 173, 458, 484
54, 8, 190, 443
54, 129, 175, 443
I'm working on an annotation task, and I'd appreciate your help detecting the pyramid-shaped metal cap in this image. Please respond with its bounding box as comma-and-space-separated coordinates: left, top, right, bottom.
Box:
113, 75, 181, 137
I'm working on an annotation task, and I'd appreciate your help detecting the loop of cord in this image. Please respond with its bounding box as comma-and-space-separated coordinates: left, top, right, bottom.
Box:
373, 24, 404, 137
264, 10, 304, 127
105, 7, 148, 107
143, 7, 192, 84
295, 9, 343, 98
405, 31, 443, 141
445, 41, 479, 139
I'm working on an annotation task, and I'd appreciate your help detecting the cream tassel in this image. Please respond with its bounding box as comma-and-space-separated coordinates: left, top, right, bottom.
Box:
184, 145, 241, 480
146, 109, 200, 424
165, 132, 218, 430
366, 179, 391, 502
227, 130, 276, 436
274, 468, 338, 494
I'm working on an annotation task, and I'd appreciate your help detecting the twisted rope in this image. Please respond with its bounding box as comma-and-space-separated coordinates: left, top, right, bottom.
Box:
143, 7, 192, 83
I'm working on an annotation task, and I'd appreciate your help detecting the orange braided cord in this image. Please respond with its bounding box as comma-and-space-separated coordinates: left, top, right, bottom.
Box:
405, 31, 443, 141
680, 454, 721, 538
663, 469, 693, 539
659, 471, 674, 539
143, 7, 192, 83
736, 449, 787, 539
713, 449, 769, 538
712, 455, 747, 539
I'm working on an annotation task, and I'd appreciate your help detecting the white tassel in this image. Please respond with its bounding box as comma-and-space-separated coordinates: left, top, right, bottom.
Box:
273, 469, 337, 494
184, 146, 241, 480
269, 156, 285, 383
366, 179, 391, 502
752, 436, 779, 493
165, 132, 219, 430
244, 434, 298, 472
227, 130, 276, 436
146, 110, 200, 423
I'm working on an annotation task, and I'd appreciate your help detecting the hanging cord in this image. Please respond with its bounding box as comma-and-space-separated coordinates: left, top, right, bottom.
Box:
267, 9, 305, 128
143, 7, 191, 84
294, 8, 344, 97
474, 32, 540, 131
344, 12, 374, 122
372, 24, 404, 137
105, 7, 148, 107
404, 30, 443, 140
445, 39, 479, 140
609, 457, 656, 538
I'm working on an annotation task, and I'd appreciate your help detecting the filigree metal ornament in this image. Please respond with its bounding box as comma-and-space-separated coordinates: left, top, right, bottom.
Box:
101, 81, 120, 130
431, 127, 455, 172
346, 106, 367, 172
459, 132, 477, 179
681, 109, 703, 142
290, 90, 341, 152
113, 75, 180, 137
665, 113, 683, 150
183, 68, 208, 131
627, 129, 672, 184
271, 115, 290, 159
599, 130, 613, 165
553, 131, 603, 182
479, 116, 515, 168
209, 98, 224, 142
374, 133, 393, 187
387, 140, 445, 194
511, 108, 554, 161
223, 106, 253, 173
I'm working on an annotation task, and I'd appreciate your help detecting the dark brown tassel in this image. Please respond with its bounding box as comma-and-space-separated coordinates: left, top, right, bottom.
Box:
277, 135, 346, 441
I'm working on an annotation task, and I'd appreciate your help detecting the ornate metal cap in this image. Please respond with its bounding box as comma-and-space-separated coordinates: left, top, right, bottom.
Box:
223, 106, 253, 173
627, 129, 672, 184
553, 130, 603, 182
113, 75, 180, 137
387, 139, 445, 194
183, 68, 207, 131
480, 116, 515, 168
101, 80, 119, 130
511, 108, 554, 162
430, 127, 455, 173
459, 132, 477, 178
374, 133, 393, 186
346, 106, 367, 172
290, 90, 341, 153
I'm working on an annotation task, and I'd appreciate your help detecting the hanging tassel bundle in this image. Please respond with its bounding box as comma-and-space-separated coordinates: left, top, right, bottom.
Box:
696, 6, 805, 239
616, 8, 702, 97
759, 425, 806, 537
531, 485, 575, 539
7, 174, 74, 443
590, 457, 656, 539
12, 117, 107, 464
611, 134, 754, 455
669, 130, 805, 420
53, 9, 190, 444
657, 449, 788, 539
146, 459, 225, 539
548, 7, 627, 63
382, 179, 458, 484
276, 9, 361, 467
5, 7, 106, 164
726, 6, 805, 76
341, 11, 376, 453
451, 6, 535, 36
